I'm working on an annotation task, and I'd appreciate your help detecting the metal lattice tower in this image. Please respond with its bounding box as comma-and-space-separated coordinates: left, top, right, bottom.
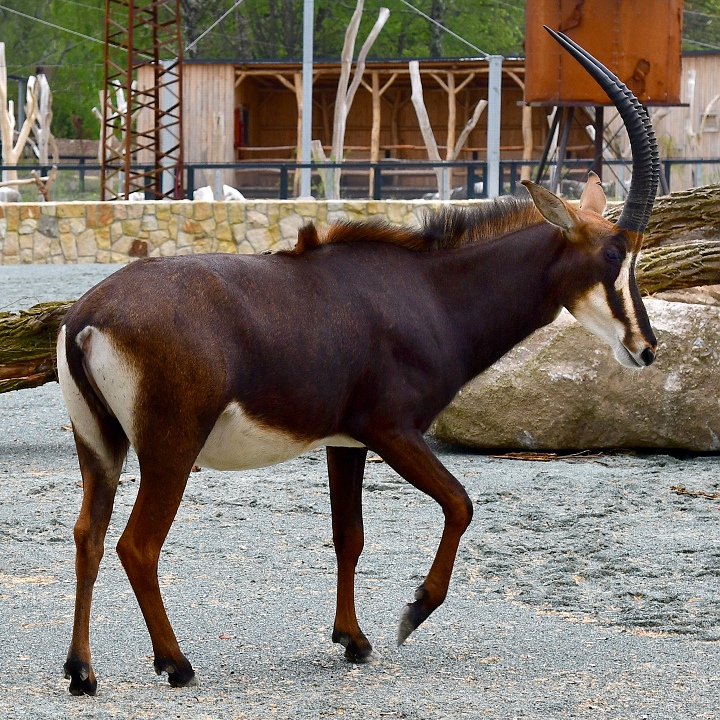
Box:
101, 0, 184, 200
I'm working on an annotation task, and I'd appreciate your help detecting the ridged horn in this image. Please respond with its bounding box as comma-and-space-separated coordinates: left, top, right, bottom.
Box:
544, 26, 660, 234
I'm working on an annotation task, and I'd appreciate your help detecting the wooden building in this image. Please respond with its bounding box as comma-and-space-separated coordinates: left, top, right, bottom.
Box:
140, 57, 587, 197
651, 51, 720, 190
137, 51, 720, 197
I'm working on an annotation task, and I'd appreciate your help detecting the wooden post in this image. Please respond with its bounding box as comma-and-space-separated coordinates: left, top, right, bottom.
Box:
521, 105, 534, 182
0, 43, 39, 184
294, 72, 303, 196
275, 72, 304, 196
32, 74, 58, 167
410, 63, 487, 199
365, 71, 397, 196
505, 70, 533, 183
328, 1, 389, 199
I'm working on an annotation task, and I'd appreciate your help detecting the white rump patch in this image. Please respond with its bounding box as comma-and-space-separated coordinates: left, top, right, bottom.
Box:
74, 326, 140, 446
57, 326, 117, 473
195, 401, 364, 471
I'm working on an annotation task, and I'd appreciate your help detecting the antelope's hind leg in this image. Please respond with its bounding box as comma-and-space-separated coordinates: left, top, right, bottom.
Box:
65, 433, 128, 695
327, 446, 375, 662
370, 431, 473, 646
115, 447, 199, 688
59, 342, 129, 695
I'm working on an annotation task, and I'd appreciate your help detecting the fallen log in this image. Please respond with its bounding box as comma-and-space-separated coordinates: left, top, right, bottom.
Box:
636, 240, 720, 295
606, 183, 720, 248
0, 301, 73, 392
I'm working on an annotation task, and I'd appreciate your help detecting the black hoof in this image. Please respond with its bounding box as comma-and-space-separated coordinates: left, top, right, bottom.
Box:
332, 629, 374, 663
397, 585, 434, 646
154, 655, 198, 688
63, 657, 97, 696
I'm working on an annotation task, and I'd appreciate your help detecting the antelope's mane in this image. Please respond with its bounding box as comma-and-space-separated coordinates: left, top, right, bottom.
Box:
282, 196, 544, 256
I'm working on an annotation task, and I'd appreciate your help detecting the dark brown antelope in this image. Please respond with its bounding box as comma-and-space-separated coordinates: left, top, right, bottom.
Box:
57, 29, 659, 695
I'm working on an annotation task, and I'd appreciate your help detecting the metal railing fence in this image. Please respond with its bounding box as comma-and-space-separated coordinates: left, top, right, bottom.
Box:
2, 157, 720, 202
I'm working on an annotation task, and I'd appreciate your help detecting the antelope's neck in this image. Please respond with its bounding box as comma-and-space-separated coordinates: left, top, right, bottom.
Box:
431, 223, 564, 379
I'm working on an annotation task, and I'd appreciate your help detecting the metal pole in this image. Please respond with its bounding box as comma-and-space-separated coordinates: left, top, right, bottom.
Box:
486, 55, 502, 198
551, 107, 573, 194
17, 79, 25, 130
300, 0, 314, 198
123, 0, 135, 199
593, 105, 604, 178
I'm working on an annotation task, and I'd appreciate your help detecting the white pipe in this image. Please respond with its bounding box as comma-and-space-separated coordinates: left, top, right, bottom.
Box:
300, 0, 314, 198
486, 55, 503, 198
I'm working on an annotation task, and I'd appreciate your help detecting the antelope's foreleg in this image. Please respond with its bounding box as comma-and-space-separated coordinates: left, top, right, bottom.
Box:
370, 431, 473, 646
115, 455, 197, 688
65, 435, 127, 696
327, 446, 373, 662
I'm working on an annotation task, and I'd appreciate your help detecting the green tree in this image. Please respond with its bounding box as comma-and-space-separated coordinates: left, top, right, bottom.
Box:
0, 0, 528, 142
684, 0, 720, 51
7, 0, 720, 144
180, 0, 525, 60
0, 0, 104, 140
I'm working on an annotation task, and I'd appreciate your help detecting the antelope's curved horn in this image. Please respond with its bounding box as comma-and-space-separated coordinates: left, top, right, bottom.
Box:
544, 26, 660, 234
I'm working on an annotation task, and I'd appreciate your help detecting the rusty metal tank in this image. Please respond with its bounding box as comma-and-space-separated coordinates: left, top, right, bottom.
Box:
525, 0, 683, 105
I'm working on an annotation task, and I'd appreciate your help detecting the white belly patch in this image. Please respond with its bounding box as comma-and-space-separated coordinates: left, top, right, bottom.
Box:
195, 401, 364, 471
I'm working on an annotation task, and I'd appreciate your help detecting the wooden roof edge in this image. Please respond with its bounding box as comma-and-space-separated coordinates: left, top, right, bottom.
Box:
184, 57, 526, 73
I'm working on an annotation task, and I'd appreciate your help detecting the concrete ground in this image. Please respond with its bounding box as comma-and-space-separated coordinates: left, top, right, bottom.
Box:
0, 264, 718, 719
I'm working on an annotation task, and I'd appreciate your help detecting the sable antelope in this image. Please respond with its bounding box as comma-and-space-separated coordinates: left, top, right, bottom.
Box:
57, 29, 659, 696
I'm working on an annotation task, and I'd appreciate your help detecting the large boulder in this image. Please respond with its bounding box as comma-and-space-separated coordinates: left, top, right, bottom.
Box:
431, 298, 720, 451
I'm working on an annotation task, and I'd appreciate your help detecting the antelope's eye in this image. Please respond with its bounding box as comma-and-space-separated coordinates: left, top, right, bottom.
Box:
605, 247, 622, 263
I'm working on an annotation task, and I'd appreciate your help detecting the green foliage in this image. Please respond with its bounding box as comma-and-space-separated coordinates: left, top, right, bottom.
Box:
3, 0, 719, 144
186, 0, 525, 60
0, 0, 105, 138
0, 0, 525, 143
684, 0, 720, 51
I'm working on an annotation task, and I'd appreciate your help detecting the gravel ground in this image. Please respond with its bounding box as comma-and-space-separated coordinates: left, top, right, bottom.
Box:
1, 264, 719, 719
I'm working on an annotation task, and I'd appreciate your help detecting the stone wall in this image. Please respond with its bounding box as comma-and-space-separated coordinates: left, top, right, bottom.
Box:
0, 199, 455, 264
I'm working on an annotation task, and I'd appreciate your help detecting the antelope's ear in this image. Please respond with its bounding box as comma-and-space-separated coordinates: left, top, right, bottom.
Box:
579, 171, 607, 214
522, 180, 579, 234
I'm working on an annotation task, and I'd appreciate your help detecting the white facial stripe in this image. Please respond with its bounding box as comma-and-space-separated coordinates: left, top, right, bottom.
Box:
614, 253, 644, 349
569, 281, 645, 369
571, 283, 627, 350
614, 254, 632, 292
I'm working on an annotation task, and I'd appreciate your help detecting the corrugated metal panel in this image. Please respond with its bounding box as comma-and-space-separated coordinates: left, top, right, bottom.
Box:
525, 0, 683, 105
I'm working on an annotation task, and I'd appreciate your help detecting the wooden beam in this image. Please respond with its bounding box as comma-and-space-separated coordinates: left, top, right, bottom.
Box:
521, 105, 534, 181
293, 72, 302, 196
274, 74, 297, 93
454, 72, 476, 94
369, 72, 380, 195
446, 72, 456, 162
367, 72, 398, 195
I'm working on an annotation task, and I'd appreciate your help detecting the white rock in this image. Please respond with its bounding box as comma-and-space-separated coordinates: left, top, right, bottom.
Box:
0, 187, 21, 202
193, 185, 245, 201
